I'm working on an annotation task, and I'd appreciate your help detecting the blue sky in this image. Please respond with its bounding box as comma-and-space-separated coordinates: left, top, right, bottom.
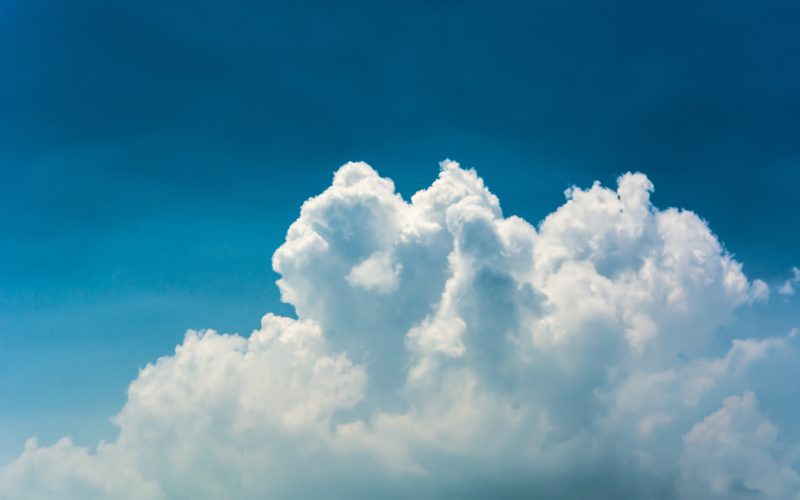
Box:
1, 0, 799, 495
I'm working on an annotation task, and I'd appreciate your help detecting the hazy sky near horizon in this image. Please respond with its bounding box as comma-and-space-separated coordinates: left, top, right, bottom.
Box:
1, 1, 799, 496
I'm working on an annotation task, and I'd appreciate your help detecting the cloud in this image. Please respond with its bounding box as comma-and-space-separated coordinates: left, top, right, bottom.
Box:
681, 392, 800, 498
1, 161, 796, 499
779, 267, 800, 296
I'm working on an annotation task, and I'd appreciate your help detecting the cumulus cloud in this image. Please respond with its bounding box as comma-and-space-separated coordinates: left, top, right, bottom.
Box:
681, 391, 799, 498
1, 161, 797, 499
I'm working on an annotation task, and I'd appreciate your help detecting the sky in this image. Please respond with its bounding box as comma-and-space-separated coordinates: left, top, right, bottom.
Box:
1, 1, 799, 498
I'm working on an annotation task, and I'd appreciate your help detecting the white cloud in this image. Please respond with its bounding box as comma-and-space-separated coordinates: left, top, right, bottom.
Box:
680, 392, 800, 498
779, 266, 800, 296
346, 251, 403, 294
1, 161, 796, 499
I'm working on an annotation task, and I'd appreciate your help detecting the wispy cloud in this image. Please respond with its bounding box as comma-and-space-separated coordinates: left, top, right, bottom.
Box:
778, 266, 800, 296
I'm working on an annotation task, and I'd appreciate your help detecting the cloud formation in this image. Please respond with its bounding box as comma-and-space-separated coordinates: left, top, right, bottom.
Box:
1, 161, 797, 499
779, 267, 800, 296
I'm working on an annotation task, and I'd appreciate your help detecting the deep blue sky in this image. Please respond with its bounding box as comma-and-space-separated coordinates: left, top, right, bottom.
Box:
1, 0, 799, 461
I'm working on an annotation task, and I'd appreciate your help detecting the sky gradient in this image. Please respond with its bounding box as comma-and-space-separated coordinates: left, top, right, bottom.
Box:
1, 1, 799, 496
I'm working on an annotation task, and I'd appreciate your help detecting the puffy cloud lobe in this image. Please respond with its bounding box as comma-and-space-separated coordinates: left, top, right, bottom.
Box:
1, 161, 796, 499
779, 266, 800, 296
2, 317, 367, 499
681, 392, 800, 498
